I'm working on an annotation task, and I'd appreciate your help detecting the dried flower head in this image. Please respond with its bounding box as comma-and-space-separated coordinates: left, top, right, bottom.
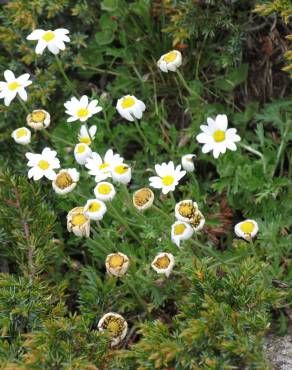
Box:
133, 187, 154, 211
106, 252, 130, 277
98, 312, 128, 346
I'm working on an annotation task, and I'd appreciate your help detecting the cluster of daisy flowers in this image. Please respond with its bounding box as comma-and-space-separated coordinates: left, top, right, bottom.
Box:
2, 27, 260, 347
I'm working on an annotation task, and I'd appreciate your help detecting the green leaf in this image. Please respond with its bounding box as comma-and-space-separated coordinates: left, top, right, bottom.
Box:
214, 64, 249, 92
101, 0, 118, 12
95, 28, 115, 45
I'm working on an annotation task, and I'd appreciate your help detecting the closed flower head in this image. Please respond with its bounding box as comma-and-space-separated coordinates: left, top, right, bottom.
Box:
116, 95, 146, 121
67, 207, 90, 238
171, 221, 194, 248
105, 252, 130, 277
11, 127, 31, 145
26, 109, 50, 130
74, 143, 92, 165
78, 125, 97, 145
83, 199, 107, 221
133, 187, 154, 211
151, 252, 175, 278
234, 219, 258, 241
94, 181, 116, 202
98, 312, 128, 347
181, 154, 196, 172
52, 168, 79, 195
157, 50, 182, 73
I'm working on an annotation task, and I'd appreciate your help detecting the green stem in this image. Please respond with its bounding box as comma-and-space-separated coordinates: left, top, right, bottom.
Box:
124, 278, 147, 310
176, 70, 205, 103
55, 55, 78, 97
272, 119, 291, 178
44, 130, 74, 146
133, 118, 150, 149
108, 203, 141, 243
17, 96, 29, 114
152, 204, 172, 222
240, 143, 266, 174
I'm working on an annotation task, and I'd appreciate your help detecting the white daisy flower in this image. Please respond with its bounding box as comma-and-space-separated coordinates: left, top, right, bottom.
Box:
26, 28, 70, 55
149, 161, 186, 194
171, 221, 194, 248
26, 109, 50, 130
11, 127, 31, 145
83, 199, 107, 221
151, 252, 175, 278
0, 70, 32, 106
67, 207, 90, 238
85, 149, 124, 182
105, 252, 130, 277
196, 114, 241, 159
94, 182, 116, 202
234, 219, 258, 241
74, 143, 92, 165
133, 187, 154, 211
64, 95, 102, 123
25, 147, 60, 181
157, 50, 182, 73
111, 164, 132, 184
52, 168, 79, 195
181, 154, 196, 172
78, 124, 97, 145
98, 312, 128, 347
116, 95, 146, 122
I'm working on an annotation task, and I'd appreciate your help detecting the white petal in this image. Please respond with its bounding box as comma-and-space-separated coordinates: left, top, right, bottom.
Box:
18, 88, 27, 101
4, 70, 15, 83
27, 29, 45, 40
196, 133, 211, 144
35, 40, 47, 54
48, 43, 60, 54
215, 114, 228, 131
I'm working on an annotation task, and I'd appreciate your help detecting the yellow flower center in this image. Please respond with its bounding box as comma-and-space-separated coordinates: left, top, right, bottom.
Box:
42, 31, 55, 42
79, 137, 91, 145
133, 188, 152, 207
178, 202, 196, 219
99, 163, 109, 171
174, 223, 186, 235
213, 130, 225, 142
55, 172, 73, 189
103, 316, 124, 337
31, 110, 46, 123
240, 221, 254, 234
115, 165, 128, 175
8, 81, 21, 91
16, 128, 28, 138
88, 202, 101, 212
109, 254, 124, 268
38, 160, 50, 170
72, 214, 87, 226
162, 175, 174, 186
154, 255, 170, 269
77, 108, 89, 118
121, 96, 135, 109
76, 144, 86, 154
163, 51, 177, 63
98, 183, 112, 195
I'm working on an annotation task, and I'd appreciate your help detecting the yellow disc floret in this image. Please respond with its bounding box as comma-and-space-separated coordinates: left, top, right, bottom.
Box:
88, 202, 101, 212
38, 160, 50, 170
213, 130, 226, 142
76, 144, 86, 154
98, 183, 111, 195
163, 51, 177, 63
240, 221, 254, 234
71, 214, 87, 226
31, 110, 46, 123
174, 223, 186, 235
162, 175, 174, 186
121, 96, 135, 109
115, 165, 128, 175
109, 254, 124, 268
8, 82, 20, 91
154, 255, 170, 269
55, 172, 73, 189
42, 31, 55, 42
77, 108, 89, 118
16, 128, 28, 138
79, 137, 91, 145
